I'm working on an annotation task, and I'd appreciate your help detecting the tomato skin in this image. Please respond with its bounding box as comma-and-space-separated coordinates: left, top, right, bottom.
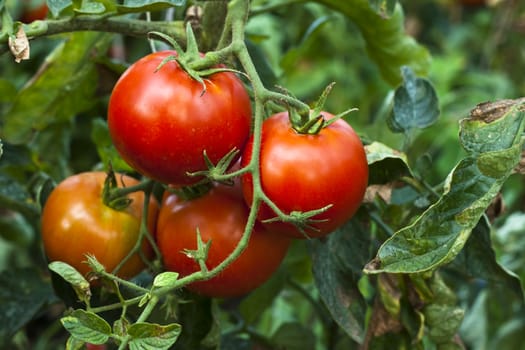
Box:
156, 184, 291, 298
41, 172, 158, 280
108, 50, 252, 186
21, 0, 48, 22
241, 111, 368, 238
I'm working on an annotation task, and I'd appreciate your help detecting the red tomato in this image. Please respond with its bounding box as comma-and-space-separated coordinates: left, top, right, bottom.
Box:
156, 183, 291, 298
20, 0, 48, 22
107, 50, 252, 186
241, 111, 368, 238
41, 172, 158, 280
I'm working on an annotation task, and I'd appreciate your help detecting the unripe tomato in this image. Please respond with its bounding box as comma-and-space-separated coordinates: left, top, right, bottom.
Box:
241, 111, 368, 238
41, 172, 158, 280
108, 50, 252, 186
156, 183, 291, 298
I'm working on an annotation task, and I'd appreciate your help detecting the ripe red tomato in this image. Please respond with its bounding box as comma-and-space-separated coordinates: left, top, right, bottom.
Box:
20, 0, 48, 23
41, 172, 158, 280
156, 183, 291, 298
241, 111, 368, 238
108, 50, 252, 186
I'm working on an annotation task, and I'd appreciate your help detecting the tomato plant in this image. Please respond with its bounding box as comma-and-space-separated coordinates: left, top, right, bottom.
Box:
108, 50, 252, 186
156, 183, 291, 298
241, 111, 368, 238
2, 0, 525, 349
41, 172, 158, 280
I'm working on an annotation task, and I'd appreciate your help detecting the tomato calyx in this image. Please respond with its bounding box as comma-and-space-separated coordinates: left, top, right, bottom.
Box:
187, 148, 240, 186
102, 168, 152, 211
289, 83, 358, 134
262, 203, 334, 239
182, 229, 212, 273
150, 23, 243, 96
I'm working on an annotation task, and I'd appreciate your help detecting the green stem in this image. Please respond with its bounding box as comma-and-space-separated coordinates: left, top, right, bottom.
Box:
117, 295, 160, 350
111, 180, 159, 275
89, 295, 144, 314
1, 16, 185, 44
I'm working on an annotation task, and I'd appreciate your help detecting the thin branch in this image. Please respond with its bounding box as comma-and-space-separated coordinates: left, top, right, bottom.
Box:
1, 16, 185, 45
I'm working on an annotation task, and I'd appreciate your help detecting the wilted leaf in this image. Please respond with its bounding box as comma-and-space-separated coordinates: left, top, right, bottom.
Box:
315, 0, 431, 85
61, 309, 111, 344
0, 268, 55, 346
8, 27, 30, 63
365, 101, 525, 274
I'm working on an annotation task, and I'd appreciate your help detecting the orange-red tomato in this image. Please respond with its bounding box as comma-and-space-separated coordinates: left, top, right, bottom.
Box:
41, 172, 158, 280
156, 183, 291, 298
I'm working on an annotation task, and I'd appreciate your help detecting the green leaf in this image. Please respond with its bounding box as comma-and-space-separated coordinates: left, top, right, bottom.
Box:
271, 322, 316, 350
388, 66, 440, 133
309, 219, 371, 343
423, 274, 464, 344
239, 267, 288, 324
366, 141, 412, 184
48, 261, 91, 303
0, 268, 55, 346
116, 0, 185, 14
448, 217, 524, 299
47, 0, 74, 17
0, 173, 39, 219
173, 294, 215, 350
365, 101, 525, 274
0, 210, 34, 246
74, 0, 106, 14
61, 309, 111, 345
30, 121, 72, 180
153, 271, 179, 289
0, 32, 111, 145
66, 336, 86, 350
127, 322, 182, 350
315, 0, 431, 85
0, 79, 16, 103
91, 118, 134, 172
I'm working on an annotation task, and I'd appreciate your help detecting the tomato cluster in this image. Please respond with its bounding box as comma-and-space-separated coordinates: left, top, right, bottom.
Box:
41, 50, 368, 298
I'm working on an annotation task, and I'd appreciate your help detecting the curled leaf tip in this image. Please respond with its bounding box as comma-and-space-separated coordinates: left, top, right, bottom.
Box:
469, 98, 525, 123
